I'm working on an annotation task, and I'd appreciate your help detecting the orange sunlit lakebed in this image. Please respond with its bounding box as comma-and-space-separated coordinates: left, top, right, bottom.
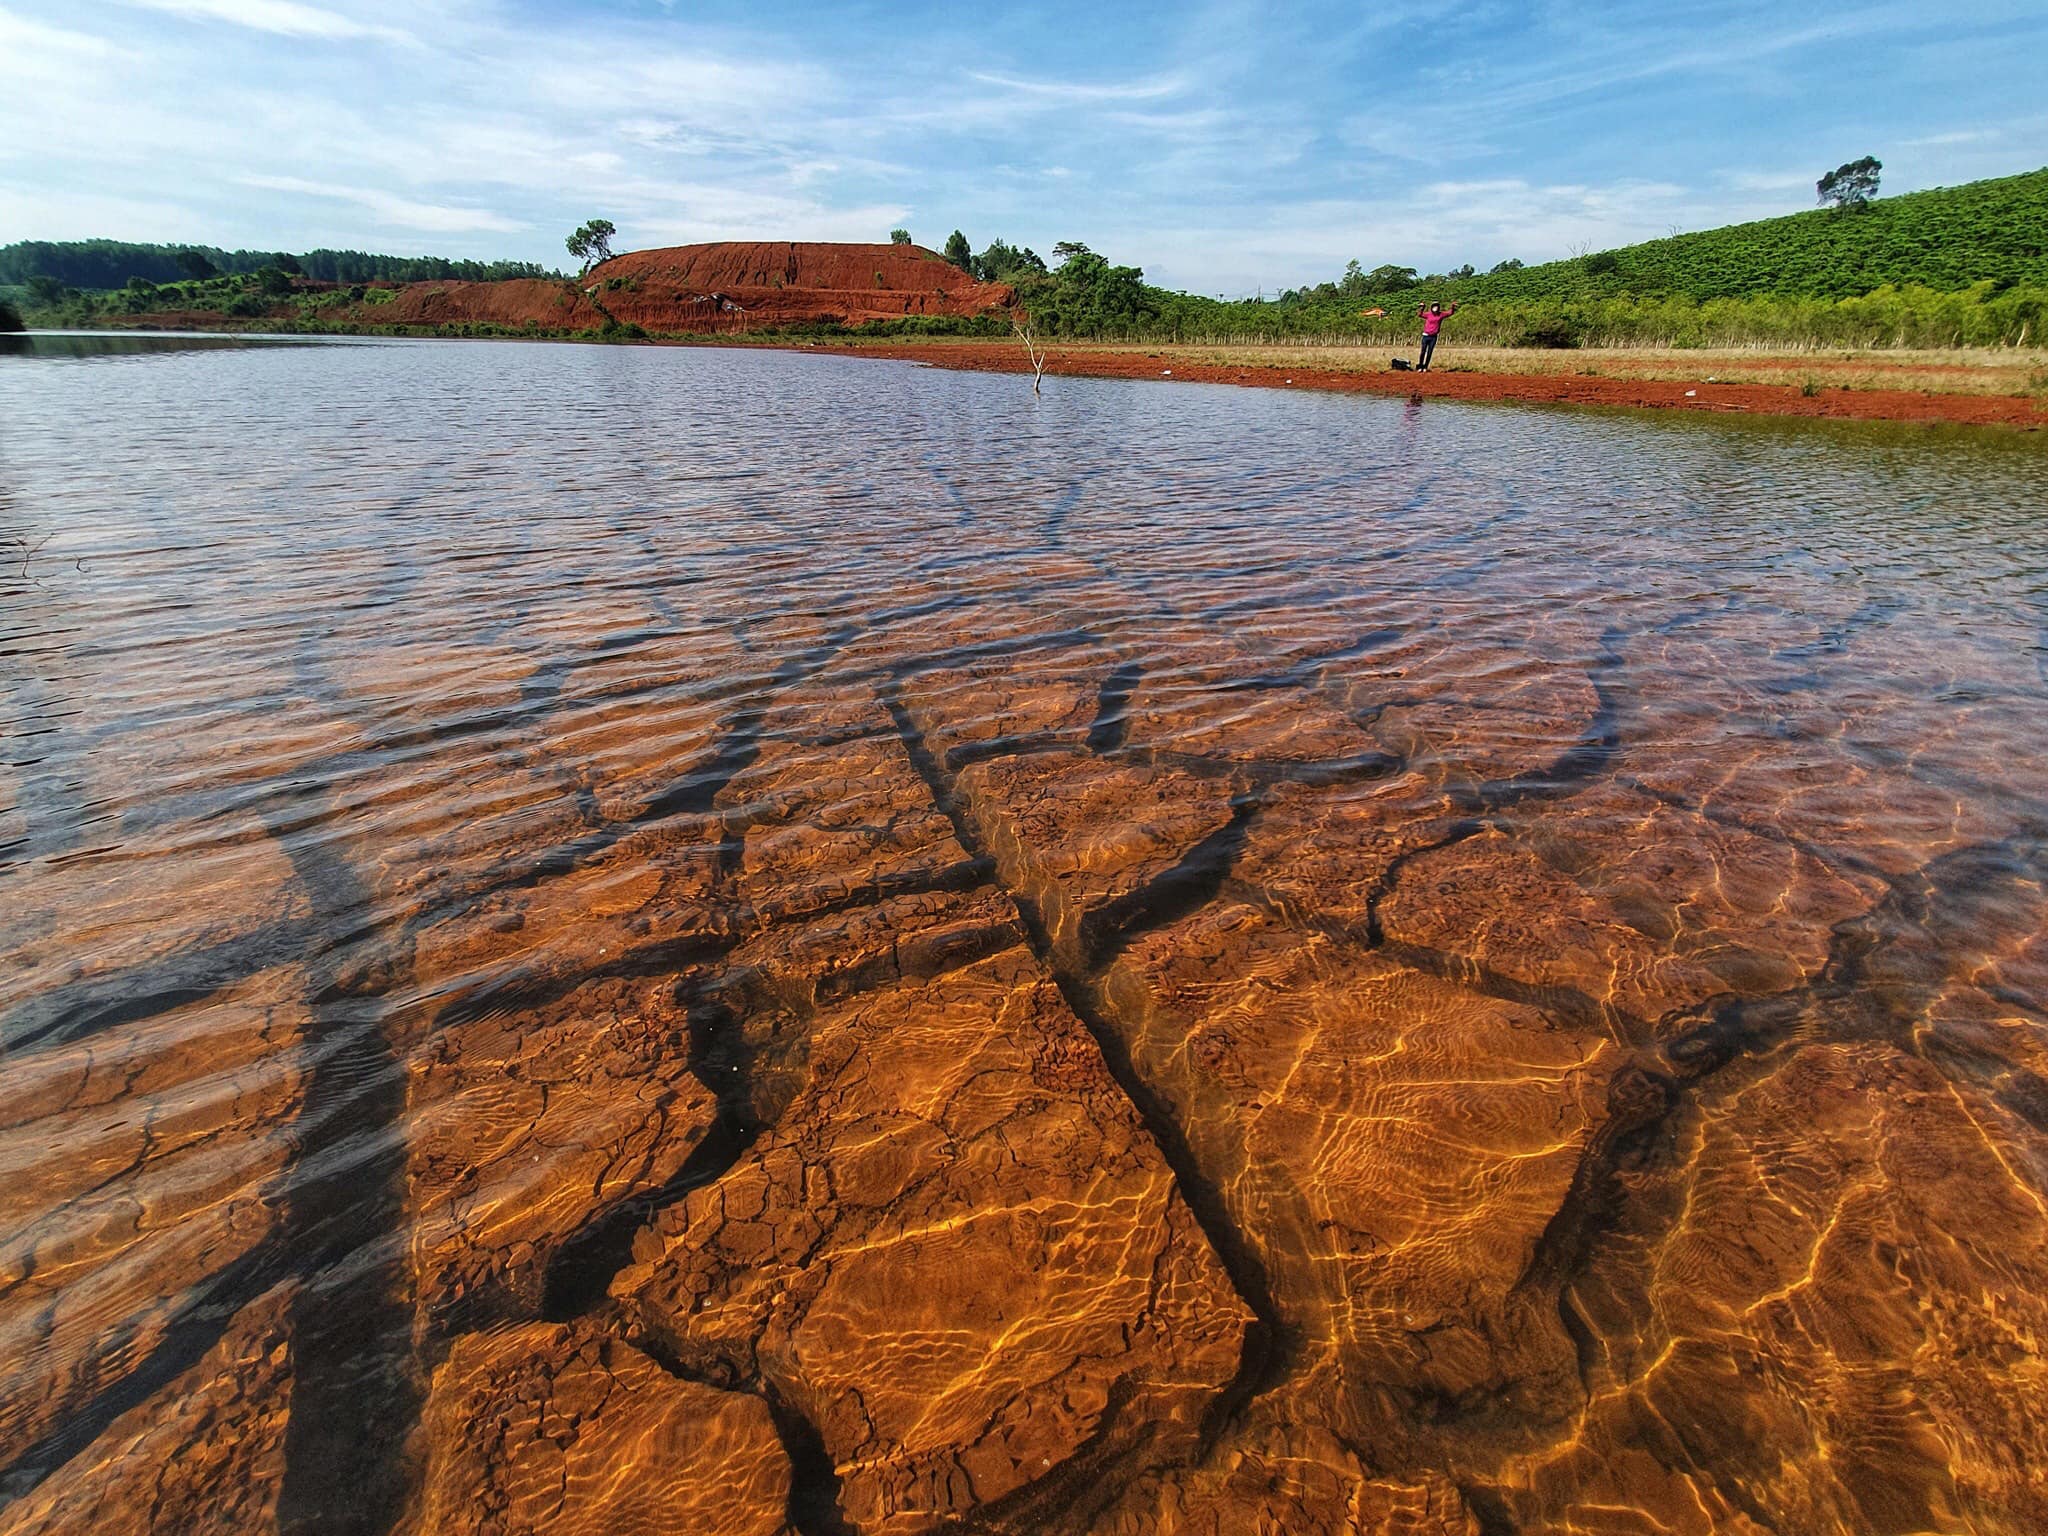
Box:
3, 339, 2046, 1535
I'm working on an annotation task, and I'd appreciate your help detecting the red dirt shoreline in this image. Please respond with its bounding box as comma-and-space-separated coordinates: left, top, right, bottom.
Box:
780, 341, 2048, 429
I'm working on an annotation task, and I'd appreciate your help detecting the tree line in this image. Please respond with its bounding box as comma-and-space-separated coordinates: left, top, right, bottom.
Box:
0, 239, 557, 290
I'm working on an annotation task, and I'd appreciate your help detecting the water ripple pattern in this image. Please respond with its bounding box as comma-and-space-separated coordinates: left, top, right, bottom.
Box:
3, 337, 2047, 1536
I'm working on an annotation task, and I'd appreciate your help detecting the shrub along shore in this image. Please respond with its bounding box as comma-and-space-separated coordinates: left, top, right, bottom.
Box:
18, 282, 2047, 353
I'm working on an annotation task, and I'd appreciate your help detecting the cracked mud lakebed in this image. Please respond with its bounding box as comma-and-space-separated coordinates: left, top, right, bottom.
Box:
4, 337, 2048, 1536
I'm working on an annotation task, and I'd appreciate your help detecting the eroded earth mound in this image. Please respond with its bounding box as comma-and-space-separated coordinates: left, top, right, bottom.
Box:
333, 242, 1012, 334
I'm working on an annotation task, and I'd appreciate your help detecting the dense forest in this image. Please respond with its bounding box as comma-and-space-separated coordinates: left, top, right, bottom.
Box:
0, 239, 555, 288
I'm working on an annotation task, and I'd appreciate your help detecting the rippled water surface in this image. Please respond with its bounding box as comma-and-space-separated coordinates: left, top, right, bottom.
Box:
4, 338, 2047, 1536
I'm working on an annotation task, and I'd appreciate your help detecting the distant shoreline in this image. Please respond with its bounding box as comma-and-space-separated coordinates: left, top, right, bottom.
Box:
49, 320, 2048, 429
761, 338, 2048, 430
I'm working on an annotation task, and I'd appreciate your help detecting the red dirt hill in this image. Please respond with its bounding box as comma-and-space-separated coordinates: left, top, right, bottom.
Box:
334, 243, 1013, 335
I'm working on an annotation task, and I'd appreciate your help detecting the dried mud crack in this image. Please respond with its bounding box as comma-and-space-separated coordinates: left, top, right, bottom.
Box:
8, 343, 2048, 1536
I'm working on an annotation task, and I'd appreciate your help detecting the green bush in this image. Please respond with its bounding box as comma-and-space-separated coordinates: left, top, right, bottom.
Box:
1512, 317, 1583, 348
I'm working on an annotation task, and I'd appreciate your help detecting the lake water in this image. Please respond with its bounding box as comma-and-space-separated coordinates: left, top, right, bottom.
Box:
3, 337, 2046, 1536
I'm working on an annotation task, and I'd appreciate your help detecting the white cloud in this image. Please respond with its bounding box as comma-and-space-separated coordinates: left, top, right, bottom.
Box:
3, 0, 2041, 292
0, 183, 212, 243
1121, 177, 1777, 297
240, 174, 522, 232
1901, 129, 1998, 146
965, 70, 1189, 104
0, 7, 124, 62
1724, 170, 1815, 193
113, 0, 418, 46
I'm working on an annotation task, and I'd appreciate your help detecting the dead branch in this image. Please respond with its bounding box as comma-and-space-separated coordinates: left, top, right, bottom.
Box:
1012, 317, 1047, 397
5, 534, 52, 587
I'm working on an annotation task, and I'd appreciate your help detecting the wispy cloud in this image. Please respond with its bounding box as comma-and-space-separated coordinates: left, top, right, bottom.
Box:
2, 0, 2041, 288
1902, 128, 1998, 147
240, 174, 521, 232
1724, 170, 1815, 193
966, 70, 1188, 104
114, 0, 417, 46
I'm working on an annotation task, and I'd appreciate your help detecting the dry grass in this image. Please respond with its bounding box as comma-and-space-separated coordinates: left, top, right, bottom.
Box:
877, 338, 2048, 398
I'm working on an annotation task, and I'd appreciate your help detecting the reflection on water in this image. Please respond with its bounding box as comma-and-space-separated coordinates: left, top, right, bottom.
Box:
2, 340, 2046, 1536
0, 330, 346, 360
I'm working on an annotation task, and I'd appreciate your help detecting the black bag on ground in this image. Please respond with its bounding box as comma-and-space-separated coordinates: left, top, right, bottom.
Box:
1391, 357, 1412, 371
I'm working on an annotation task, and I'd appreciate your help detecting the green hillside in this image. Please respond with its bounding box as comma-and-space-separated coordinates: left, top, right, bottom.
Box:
1335, 166, 2048, 305
945, 167, 2048, 347
1191, 167, 2048, 346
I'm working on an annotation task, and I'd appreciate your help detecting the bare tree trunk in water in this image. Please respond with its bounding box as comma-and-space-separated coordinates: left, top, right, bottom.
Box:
1013, 318, 1046, 397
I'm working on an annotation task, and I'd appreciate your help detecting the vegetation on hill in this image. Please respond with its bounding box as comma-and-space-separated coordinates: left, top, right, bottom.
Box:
950, 167, 2048, 348
0, 239, 555, 290
1277, 166, 2048, 309
11, 167, 2043, 351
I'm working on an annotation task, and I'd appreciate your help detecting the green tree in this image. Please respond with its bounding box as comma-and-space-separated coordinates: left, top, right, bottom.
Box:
1025, 243, 1156, 335
25, 274, 65, 305
943, 229, 973, 270
1448, 263, 1476, 279
889, 228, 912, 245
1489, 258, 1524, 274
1365, 264, 1417, 290
972, 238, 1048, 284
566, 218, 618, 274
0, 298, 22, 333
176, 249, 216, 280
1338, 259, 1368, 297
1818, 156, 1882, 210
255, 266, 294, 295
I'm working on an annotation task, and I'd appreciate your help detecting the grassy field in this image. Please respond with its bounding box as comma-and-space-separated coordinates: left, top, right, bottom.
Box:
1081, 343, 2048, 395
805, 336, 2048, 397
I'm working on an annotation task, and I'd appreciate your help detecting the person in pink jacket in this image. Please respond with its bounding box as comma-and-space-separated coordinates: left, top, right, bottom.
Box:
1416, 301, 1458, 371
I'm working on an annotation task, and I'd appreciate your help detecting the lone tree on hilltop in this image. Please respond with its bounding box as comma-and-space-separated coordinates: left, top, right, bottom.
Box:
566, 218, 617, 275
889, 228, 912, 244
943, 230, 973, 271
1818, 156, 1882, 210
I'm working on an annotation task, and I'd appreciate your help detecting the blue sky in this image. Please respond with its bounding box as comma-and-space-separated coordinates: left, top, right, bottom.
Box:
4, 0, 2044, 294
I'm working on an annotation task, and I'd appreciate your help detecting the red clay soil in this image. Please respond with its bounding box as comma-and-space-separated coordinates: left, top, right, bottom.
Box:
801, 342, 2048, 428
351, 243, 1011, 335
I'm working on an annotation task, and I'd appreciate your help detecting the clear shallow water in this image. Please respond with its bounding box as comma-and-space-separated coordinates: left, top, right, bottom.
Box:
2, 339, 2047, 1535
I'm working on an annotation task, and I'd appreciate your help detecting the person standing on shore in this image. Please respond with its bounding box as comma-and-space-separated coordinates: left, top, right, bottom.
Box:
1416, 300, 1458, 371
